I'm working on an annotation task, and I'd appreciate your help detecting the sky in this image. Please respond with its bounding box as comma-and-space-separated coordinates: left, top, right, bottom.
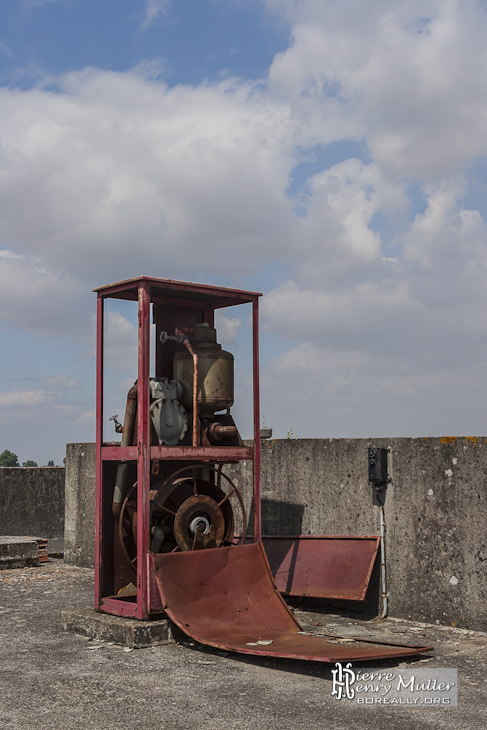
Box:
0, 0, 486, 465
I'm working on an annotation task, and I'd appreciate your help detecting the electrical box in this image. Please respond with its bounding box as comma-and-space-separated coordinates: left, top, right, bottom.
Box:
368, 446, 388, 486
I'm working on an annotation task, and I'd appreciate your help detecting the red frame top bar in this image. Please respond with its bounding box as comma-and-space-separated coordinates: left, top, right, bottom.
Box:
93, 276, 262, 307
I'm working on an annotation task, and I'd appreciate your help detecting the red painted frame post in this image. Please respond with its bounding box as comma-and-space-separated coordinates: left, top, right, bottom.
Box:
136, 281, 151, 619
94, 295, 104, 608
252, 297, 261, 543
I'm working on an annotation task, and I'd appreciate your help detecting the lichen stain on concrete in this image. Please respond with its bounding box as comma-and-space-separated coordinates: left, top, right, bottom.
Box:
440, 437, 457, 445
465, 436, 479, 445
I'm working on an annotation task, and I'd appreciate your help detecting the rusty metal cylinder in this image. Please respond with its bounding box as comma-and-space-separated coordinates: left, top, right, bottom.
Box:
112, 382, 138, 521
173, 324, 234, 416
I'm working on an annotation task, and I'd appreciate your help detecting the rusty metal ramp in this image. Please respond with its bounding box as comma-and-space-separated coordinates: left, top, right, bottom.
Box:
258, 535, 380, 599
152, 543, 432, 663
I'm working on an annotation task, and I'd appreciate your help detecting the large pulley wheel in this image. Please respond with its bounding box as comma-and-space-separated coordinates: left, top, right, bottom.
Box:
173, 494, 225, 551
150, 464, 247, 552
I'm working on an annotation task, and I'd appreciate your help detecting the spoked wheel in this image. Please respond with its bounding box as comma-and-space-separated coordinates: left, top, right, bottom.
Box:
150, 464, 247, 553
118, 483, 138, 571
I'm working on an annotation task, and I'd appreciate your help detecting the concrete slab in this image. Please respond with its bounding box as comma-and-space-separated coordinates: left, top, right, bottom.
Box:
47, 537, 64, 557
1, 559, 486, 730
0, 536, 39, 569
62, 607, 174, 648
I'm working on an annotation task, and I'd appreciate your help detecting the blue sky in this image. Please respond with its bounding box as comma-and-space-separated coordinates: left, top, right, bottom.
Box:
0, 0, 486, 464
0, 1, 287, 86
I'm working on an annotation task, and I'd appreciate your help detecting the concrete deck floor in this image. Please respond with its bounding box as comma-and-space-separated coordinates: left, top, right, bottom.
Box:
0, 559, 485, 730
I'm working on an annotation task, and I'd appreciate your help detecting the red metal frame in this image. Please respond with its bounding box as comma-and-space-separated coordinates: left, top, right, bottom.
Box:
94, 276, 262, 619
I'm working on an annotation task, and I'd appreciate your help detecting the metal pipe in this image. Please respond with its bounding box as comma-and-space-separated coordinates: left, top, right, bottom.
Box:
208, 423, 238, 441
112, 383, 138, 520
379, 505, 388, 618
176, 328, 199, 447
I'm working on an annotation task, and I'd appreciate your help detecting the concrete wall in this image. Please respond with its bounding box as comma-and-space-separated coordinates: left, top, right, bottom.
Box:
0, 467, 65, 538
65, 437, 487, 631
235, 437, 487, 631
64, 443, 96, 567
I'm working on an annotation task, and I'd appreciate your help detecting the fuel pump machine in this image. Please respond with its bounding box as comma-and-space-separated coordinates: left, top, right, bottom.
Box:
94, 277, 261, 619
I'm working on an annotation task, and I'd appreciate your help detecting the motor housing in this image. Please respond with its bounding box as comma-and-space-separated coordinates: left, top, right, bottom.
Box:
173, 323, 234, 416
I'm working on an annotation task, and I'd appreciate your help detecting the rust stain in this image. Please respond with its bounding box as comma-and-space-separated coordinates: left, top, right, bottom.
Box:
440, 437, 457, 445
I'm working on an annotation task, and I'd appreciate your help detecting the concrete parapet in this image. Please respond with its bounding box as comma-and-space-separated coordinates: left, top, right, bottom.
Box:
64, 444, 96, 567
0, 467, 64, 539
65, 437, 487, 631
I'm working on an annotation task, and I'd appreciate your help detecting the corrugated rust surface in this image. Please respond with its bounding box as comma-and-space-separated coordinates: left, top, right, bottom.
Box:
260, 535, 380, 600
152, 543, 432, 663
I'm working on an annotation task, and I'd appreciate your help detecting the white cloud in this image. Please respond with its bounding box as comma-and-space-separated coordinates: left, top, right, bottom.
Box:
293, 159, 409, 283
0, 68, 298, 345
77, 409, 95, 424
0, 252, 87, 337
0, 41, 13, 59
259, 321, 486, 437
141, 0, 171, 31
0, 249, 24, 260
103, 311, 138, 374
0, 382, 94, 464
42, 374, 80, 390
262, 278, 420, 357
22, 0, 65, 7
0, 68, 297, 295
266, 342, 367, 393
0, 389, 56, 408
402, 180, 487, 337
267, 0, 487, 180
214, 314, 242, 343
264, 182, 487, 362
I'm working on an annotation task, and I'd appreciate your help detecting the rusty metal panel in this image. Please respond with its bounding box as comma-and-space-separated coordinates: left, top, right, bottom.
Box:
260, 535, 380, 600
152, 543, 432, 663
